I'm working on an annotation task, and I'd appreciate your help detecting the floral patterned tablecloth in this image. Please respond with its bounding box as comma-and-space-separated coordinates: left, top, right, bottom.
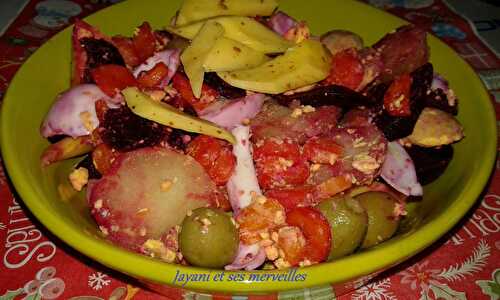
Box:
0, 0, 499, 299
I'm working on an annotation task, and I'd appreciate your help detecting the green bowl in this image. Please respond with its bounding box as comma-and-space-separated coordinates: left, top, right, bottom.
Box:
0, 0, 496, 296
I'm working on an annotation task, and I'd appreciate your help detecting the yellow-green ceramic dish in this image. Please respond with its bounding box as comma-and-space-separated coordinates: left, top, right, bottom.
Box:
0, 0, 496, 296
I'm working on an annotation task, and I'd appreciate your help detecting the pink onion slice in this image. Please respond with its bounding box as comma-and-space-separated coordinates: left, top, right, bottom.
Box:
132, 49, 180, 88
200, 94, 265, 130
225, 242, 266, 271
381, 141, 423, 196
268, 11, 298, 36
40, 84, 120, 138
226, 125, 262, 214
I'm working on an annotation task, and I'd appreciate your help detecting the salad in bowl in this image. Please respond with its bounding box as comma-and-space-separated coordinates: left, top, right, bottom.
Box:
39, 0, 464, 272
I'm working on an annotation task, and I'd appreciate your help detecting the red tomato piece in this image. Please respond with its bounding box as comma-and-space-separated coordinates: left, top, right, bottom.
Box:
324, 48, 364, 90
186, 135, 236, 185
112, 36, 141, 67
91, 64, 138, 97
303, 136, 343, 165
172, 73, 219, 113
253, 139, 301, 162
92, 143, 118, 175
265, 185, 317, 211
72, 19, 109, 86
286, 207, 331, 264
137, 62, 170, 88
256, 156, 310, 190
383, 73, 412, 117
133, 22, 157, 63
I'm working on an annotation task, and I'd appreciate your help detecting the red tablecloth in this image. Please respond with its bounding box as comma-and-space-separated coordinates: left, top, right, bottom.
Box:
0, 1, 499, 299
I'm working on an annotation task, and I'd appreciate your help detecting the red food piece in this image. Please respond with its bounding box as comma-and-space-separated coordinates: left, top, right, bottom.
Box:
72, 19, 109, 86
137, 62, 170, 88
172, 73, 219, 113
186, 135, 236, 185
253, 139, 309, 189
133, 22, 157, 64
383, 74, 412, 117
236, 197, 286, 244
92, 143, 118, 175
112, 36, 141, 67
303, 136, 343, 164
324, 48, 364, 90
327, 125, 387, 185
94, 99, 109, 123
250, 102, 341, 144
373, 25, 429, 82
277, 226, 306, 266
91, 64, 138, 97
88, 147, 220, 251
265, 185, 317, 211
253, 139, 301, 162
285, 207, 331, 264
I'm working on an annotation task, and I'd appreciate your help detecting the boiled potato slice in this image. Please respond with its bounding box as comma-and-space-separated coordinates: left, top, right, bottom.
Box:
168, 16, 293, 53
176, 0, 278, 26
217, 39, 331, 94
407, 107, 464, 147
123, 87, 235, 144
181, 21, 224, 98
204, 37, 270, 72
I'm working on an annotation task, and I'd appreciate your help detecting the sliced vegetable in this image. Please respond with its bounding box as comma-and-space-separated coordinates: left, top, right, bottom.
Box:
286, 207, 331, 264
355, 191, 400, 249
303, 136, 343, 165
91, 64, 138, 97
181, 21, 224, 98
172, 73, 219, 112
383, 74, 412, 117
316, 196, 368, 260
136, 62, 170, 88
40, 84, 119, 138
179, 207, 238, 268
218, 39, 331, 94
324, 48, 364, 90
186, 135, 236, 185
175, 0, 278, 26
132, 49, 181, 88
407, 107, 464, 147
87, 147, 220, 251
225, 243, 266, 271
381, 141, 422, 196
41, 136, 94, 166
265, 185, 316, 211
168, 16, 293, 53
132, 22, 156, 63
123, 87, 235, 144
204, 37, 270, 72
226, 125, 262, 213
405, 144, 453, 185
199, 93, 266, 130
268, 11, 298, 36
320, 30, 363, 55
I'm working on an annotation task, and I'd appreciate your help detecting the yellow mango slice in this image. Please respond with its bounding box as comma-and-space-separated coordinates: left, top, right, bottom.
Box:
217, 40, 331, 94
181, 21, 224, 98
204, 37, 270, 72
168, 16, 293, 53
176, 0, 278, 26
123, 87, 236, 144
41, 136, 93, 166
407, 107, 464, 147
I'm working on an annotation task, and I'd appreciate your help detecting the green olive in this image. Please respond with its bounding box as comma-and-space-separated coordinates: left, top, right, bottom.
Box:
316, 196, 368, 260
356, 191, 400, 249
179, 207, 238, 268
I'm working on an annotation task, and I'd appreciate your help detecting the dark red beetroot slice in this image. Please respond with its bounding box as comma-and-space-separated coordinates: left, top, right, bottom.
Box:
373, 25, 429, 82
327, 125, 387, 185
87, 147, 219, 251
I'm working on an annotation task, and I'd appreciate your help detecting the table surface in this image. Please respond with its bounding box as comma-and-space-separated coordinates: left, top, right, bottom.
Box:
0, 1, 499, 299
